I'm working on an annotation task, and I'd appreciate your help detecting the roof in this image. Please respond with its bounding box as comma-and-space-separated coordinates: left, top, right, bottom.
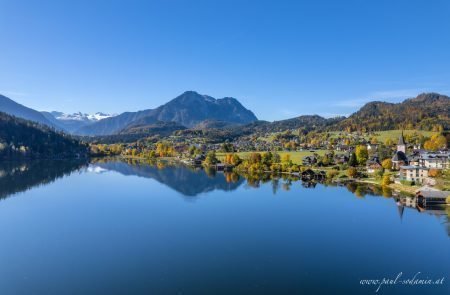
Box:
416, 190, 450, 198
400, 165, 428, 170
415, 185, 440, 192
392, 151, 408, 162
398, 131, 406, 145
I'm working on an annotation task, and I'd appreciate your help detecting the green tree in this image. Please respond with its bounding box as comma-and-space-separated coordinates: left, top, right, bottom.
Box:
348, 152, 358, 167
204, 151, 218, 166
273, 153, 281, 163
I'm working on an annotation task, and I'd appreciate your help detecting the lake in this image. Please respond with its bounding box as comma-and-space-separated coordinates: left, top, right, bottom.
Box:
0, 159, 448, 295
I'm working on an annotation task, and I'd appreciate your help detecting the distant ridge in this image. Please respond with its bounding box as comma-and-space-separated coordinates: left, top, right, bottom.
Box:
77, 91, 258, 136
332, 92, 450, 131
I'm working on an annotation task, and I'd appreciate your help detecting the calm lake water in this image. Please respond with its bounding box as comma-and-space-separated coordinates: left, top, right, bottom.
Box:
0, 159, 448, 295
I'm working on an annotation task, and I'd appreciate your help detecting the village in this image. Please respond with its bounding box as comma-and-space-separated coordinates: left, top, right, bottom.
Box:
91, 129, 450, 205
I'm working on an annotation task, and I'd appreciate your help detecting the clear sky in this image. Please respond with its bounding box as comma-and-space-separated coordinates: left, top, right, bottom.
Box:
1, 0, 449, 121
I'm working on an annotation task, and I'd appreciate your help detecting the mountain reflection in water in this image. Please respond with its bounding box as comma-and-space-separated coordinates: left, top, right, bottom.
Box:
0, 158, 448, 236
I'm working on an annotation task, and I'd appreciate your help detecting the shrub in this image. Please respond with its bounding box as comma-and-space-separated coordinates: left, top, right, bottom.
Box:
428, 169, 442, 178
327, 169, 339, 179
400, 180, 414, 186
382, 175, 392, 186
347, 167, 358, 178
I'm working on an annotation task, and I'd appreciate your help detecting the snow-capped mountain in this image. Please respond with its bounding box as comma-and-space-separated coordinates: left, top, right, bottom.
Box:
51, 111, 115, 122
41, 111, 117, 133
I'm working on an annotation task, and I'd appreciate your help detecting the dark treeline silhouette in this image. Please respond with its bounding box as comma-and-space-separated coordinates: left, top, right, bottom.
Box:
0, 112, 88, 159
0, 160, 87, 200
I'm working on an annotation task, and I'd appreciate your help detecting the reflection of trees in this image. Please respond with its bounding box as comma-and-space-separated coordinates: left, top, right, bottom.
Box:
382, 186, 393, 198
271, 178, 280, 194
0, 160, 87, 201
225, 172, 240, 184
204, 167, 216, 178
346, 182, 358, 194
354, 186, 365, 198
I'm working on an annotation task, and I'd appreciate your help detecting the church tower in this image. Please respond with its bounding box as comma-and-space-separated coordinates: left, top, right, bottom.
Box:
397, 131, 406, 153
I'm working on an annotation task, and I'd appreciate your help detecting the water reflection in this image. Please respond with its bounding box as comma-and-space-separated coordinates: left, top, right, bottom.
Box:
395, 195, 450, 236
1, 158, 448, 235
0, 160, 87, 201
91, 158, 245, 197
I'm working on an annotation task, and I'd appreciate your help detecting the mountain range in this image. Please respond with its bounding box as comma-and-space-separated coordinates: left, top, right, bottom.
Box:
41, 111, 116, 133
0, 91, 449, 140
75, 91, 258, 135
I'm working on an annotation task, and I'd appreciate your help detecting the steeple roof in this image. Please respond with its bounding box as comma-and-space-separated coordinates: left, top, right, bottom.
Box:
398, 131, 405, 145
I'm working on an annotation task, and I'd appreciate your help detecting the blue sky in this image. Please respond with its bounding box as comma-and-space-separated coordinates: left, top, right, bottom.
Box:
0, 0, 449, 121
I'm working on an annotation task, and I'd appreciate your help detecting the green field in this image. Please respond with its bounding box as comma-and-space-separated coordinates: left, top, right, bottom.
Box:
217, 150, 338, 165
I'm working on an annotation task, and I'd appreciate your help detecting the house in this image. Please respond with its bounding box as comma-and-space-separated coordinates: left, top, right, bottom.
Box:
367, 143, 379, 151
366, 156, 382, 173
193, 154, 206, 165
399, 165, 429, 184
415, 186, 449, 206
302, 155, 317, 166
392, 132, 408, 170
334, 154, 349, 164
416, 151, 450, 169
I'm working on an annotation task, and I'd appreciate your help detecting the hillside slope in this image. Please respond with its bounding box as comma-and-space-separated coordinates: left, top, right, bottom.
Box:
0, 112, 88, 159
333, 93, 450, 131
0, 94, 58, 128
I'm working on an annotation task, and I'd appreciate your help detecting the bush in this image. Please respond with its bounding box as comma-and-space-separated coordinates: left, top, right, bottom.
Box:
347, 167, 358, 178
428, 169, 442, 178
400, 180, 414, 186
382, 175, 392, 186
374, 169, 384, 179
326, 169, 339, 179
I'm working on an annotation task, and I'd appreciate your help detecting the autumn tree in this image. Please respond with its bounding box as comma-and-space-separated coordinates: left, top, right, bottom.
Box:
382, 175, 392, 186
355, 145, 368, 165
204, 151, 218, 166
347, 167, 358, 178
428, 169, 441, 178
381, 158, 392, 170
424, 134, 447, 151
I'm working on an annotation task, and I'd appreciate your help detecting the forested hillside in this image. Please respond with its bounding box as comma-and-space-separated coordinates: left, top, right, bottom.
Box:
332, 93, 450, 132
0, 112, 88, 159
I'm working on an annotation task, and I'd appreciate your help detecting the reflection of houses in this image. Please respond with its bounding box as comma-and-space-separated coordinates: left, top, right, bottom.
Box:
395, 193, 449, 236
301, 181, 317, 188
392, 132, 408, 170
301, 169, 326, 180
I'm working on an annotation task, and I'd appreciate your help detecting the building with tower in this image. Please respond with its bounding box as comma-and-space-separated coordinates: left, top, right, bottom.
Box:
392, 131, 408, 170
